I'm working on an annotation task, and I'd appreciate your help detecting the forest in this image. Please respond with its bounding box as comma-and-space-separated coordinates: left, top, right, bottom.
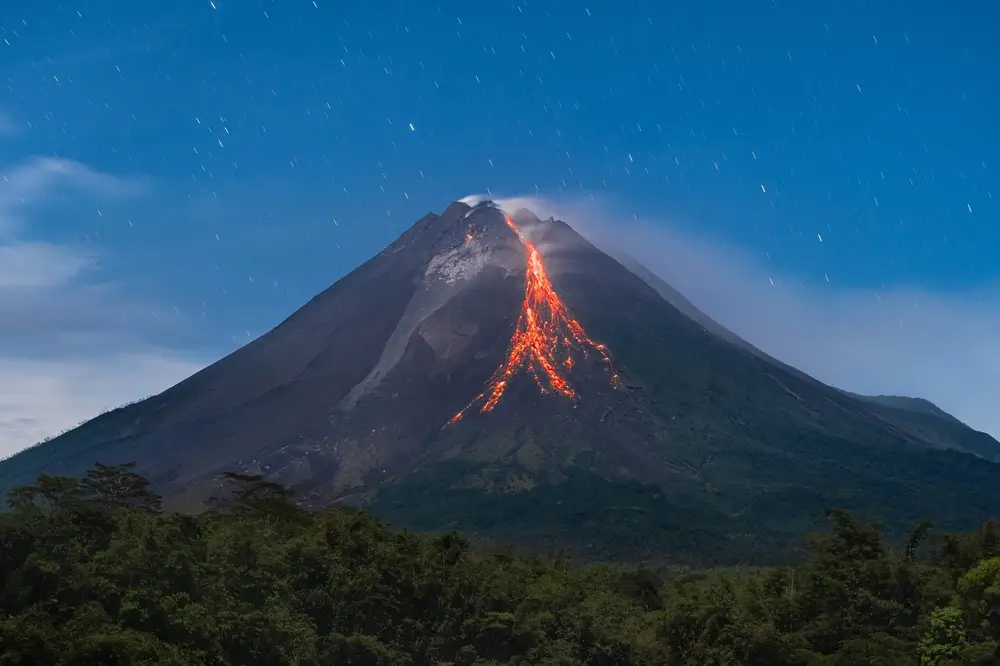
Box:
1, 463, 999, 665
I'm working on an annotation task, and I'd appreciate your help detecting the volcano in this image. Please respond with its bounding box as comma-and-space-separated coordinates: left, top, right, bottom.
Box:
3, 199, 1000, 563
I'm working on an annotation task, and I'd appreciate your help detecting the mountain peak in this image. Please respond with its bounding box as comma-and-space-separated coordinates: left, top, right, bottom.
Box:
3, 198, 1000, 562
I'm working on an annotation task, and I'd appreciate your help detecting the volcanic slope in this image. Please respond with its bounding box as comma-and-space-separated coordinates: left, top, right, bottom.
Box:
607, 248, 1000, 462
2, 199, 1000, 563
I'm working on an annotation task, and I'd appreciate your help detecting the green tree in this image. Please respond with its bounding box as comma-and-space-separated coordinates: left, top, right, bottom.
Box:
918, 607, 968, 666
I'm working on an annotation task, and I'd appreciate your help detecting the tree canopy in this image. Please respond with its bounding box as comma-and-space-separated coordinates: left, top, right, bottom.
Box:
1, 463, 999, 665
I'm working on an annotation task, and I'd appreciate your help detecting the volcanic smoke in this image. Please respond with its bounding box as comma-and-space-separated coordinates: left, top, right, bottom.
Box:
449, 216, 618, 424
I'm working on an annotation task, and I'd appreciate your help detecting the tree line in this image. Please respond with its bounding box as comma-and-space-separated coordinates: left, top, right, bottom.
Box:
1, 463, 998, 665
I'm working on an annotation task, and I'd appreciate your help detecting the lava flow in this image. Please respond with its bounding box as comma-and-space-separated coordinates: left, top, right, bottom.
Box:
449, 216, 618, 424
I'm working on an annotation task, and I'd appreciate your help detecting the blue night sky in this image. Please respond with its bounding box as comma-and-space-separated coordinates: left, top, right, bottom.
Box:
1, 0, 997, 454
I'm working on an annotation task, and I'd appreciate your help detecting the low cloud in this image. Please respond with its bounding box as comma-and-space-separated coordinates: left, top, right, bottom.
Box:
0, 353, 204, 459
466, 193, 1000, 440
0, 157, 206, 458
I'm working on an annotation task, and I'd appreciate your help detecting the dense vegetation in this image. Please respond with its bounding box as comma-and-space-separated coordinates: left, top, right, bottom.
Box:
2, 464, 999, 665
367, 453, 1000, 567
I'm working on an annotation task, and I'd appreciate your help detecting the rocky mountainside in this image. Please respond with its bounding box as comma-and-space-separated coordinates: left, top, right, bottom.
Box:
3, 199, 999, 563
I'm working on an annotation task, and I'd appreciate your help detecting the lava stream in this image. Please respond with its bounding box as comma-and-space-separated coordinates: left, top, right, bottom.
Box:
449, 216, 618, 424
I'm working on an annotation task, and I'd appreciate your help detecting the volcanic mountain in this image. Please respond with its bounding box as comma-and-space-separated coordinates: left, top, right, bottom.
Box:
3, 199, 1000, 562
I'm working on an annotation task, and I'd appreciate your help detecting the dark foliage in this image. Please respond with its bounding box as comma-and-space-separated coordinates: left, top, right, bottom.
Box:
2, 464, 999, 665
366, 456, 1000, 567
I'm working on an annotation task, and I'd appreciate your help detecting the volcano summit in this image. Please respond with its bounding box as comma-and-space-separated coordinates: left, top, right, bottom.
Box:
448, 211, 619, 424
3, 199, 1000, 562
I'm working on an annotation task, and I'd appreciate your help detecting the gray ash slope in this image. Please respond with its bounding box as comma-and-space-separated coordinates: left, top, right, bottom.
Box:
2, 199, 999, 561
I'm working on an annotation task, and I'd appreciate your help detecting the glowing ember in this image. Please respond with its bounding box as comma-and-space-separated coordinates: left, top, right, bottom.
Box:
449, 216, 618, 424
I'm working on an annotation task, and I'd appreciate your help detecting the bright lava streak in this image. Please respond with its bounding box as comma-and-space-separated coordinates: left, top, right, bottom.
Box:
449, 216, 618, 424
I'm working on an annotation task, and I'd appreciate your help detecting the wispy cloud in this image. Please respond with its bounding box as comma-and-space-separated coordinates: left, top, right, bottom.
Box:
467, 193, 1000, 440
0, 157, 148, 235
0, 241, 94, 288
0, 157, 206, 458
0, 158, 148, 342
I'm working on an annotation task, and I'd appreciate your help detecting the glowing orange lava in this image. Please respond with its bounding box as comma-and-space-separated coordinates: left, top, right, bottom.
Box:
449, 216, 618, 424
